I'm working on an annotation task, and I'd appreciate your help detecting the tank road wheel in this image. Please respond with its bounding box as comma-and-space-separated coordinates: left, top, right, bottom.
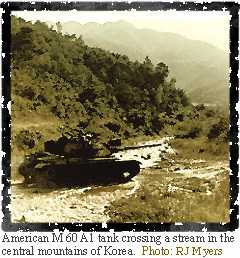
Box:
123, 171, 131, 179
45, 167, 58, 187
119, 171, 132, 183
34, 167, 56, 187
120, 162, 140, 182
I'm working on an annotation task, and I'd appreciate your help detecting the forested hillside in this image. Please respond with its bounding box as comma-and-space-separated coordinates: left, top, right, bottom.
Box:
11, 16, 193, 155
57, 20, 229, 106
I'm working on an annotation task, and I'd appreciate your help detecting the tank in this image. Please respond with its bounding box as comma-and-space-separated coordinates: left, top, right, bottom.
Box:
19, 152, 141, 187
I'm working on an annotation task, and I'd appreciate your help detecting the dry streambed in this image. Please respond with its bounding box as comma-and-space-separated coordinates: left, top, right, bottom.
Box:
10, 137, 229, 223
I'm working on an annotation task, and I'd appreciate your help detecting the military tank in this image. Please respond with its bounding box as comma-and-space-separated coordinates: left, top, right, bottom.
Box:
19, 152, 141, 187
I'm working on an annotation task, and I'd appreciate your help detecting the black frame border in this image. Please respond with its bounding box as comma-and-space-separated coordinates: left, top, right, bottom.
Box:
1, 1, 239, 232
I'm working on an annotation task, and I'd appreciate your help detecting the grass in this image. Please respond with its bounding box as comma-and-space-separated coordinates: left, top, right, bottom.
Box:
171, 137, 229, 161
107, 168, 229, 223
106, 137, 229, 223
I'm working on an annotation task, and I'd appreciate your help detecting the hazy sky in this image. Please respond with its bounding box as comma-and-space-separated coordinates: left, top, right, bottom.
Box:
13, 10, 230, 51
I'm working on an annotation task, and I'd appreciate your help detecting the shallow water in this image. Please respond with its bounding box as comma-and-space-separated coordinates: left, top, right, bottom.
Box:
112, 137, 174, 168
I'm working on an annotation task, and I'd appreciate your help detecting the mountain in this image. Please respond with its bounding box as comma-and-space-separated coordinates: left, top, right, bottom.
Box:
12, 16, 191, 146
53, 20, 229, 106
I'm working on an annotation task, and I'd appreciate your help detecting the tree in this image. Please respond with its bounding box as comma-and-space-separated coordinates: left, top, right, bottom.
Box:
155, 62, 169, 82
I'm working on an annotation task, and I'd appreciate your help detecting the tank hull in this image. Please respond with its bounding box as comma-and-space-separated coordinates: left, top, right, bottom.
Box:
19, 153, 140, 187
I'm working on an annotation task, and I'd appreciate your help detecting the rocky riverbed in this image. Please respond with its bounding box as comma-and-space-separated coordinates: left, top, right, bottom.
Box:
10, 137, 229, 223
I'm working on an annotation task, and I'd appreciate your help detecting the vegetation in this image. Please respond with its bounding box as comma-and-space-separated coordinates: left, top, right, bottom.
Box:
106, 104, 229, 222
107, 168, 229, 222
11, 16, 191, 155
15, 129, 43, 150
11, 21, 228, 145
11, 17, 229, 157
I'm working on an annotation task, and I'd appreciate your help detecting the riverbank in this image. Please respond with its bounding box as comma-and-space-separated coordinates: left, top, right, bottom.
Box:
106, 138, 229, 223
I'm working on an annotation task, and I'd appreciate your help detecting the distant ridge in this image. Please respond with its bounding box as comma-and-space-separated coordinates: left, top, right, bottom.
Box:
48, 20, 228, 105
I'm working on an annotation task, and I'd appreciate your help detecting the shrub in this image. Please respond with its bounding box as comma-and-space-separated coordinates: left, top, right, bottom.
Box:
195, 104, 205, 111
175, 120, 202, 139
104, 121, 121, 133
152, 112, 177, 133
15, 129, 42, 150
207, 117, 229, 142
204, 108, 216, 118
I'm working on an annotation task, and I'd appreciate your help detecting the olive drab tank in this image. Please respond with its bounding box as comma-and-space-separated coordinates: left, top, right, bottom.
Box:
19, 134, 140, 186
19, 152, 140, 186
